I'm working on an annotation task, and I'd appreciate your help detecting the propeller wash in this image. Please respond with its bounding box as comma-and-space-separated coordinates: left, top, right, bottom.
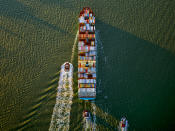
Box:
49, 62, 73, 131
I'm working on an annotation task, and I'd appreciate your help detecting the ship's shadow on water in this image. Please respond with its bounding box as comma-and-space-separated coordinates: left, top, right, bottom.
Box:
0, 0, 68, 34
95, 18, 175, 130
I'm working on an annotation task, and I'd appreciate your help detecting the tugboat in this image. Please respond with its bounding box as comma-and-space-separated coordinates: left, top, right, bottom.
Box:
60, 62, 73, 81
83, 110, 92, 130
64, 62, 70, 72
83, 110, 91, 119
119, 117, 128, 131
78, 7, 96, 100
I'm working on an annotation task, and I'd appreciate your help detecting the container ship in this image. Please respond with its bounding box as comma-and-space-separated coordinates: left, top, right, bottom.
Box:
78, 7, 96, 100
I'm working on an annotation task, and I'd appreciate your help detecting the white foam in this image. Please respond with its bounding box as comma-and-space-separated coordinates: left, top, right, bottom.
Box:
49, 63, 73, 131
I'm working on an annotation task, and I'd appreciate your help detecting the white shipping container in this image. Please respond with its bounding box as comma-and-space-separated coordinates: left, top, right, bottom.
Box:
79, 17, 85, 23
83, 26, 86, 30
86, 24, 90, 30
91, 26, 93, 31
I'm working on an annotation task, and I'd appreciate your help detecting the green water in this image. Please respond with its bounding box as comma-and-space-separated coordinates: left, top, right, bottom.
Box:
0, 0, 175, 130
96, 19, 175, 130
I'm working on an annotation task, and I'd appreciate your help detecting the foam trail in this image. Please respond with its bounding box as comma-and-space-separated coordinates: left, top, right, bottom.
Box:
83, 116, 93, 131
83, 102, 96, 131
91, 102, 97, 131
83, 118, 90, 131
49, 63, 73, 131
49, 29, 78, 130
71, 30, 79, 63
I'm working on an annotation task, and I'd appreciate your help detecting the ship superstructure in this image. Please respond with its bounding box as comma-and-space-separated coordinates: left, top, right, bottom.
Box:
78, 7, 96, 100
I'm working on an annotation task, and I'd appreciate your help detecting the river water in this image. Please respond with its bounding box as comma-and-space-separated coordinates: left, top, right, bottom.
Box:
95, 19, 175, 130
0, 0, 175, 130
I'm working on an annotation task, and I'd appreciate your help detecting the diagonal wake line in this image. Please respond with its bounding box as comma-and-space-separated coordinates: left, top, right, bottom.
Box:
71, 30, 79, 63
49, 30, 78, 131
49, 64, 73, 131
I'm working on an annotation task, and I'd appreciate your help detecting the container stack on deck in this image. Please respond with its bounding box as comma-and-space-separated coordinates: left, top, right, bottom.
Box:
78, 7, 96, 100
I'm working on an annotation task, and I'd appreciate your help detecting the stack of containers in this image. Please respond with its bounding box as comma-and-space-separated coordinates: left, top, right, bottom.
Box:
78, 7, 96, 100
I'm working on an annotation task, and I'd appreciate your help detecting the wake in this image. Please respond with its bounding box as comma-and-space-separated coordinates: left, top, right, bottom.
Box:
71, 30, 79, 63
49, 30, 78, 130
49, 63, 73, 131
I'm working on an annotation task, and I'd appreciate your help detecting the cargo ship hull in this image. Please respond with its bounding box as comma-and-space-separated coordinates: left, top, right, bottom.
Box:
78, 7, 96, 100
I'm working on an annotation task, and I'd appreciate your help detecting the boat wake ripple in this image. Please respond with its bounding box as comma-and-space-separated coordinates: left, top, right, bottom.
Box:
49, 63, 73, 131
71, 30, 79, 63
91, 102, 97, 131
